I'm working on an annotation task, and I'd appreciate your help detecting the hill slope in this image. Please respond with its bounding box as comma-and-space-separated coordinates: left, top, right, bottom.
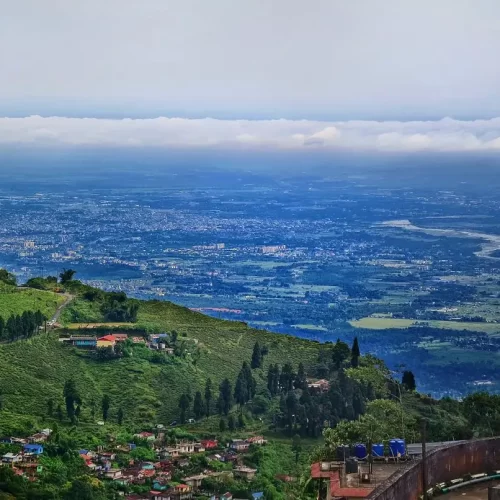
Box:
0, 291, 323, 432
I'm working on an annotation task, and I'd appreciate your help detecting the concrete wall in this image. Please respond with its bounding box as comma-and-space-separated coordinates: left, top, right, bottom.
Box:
367, 438, 500, 500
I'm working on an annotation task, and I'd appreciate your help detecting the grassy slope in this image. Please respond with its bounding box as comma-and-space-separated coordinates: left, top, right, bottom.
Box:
0, 283, 65, 319
0, 298, 322, 432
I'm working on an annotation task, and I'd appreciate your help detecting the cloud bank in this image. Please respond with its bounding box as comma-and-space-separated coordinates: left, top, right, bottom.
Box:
2, 115, 500, 152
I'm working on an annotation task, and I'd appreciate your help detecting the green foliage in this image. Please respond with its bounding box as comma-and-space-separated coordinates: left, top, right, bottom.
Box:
0, 281, 64, 320
59, 269, 76, 285
402, 370, 416, 391
351, 337, 360, 368
251, 341, 262, 369
0, 269, 16, 286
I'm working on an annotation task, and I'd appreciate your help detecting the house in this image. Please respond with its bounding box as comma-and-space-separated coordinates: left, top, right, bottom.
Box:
172, 484, 192, 500
2, 453, 22, 464
150, 492, 171, 500
194, 443, 205, 453
23, 444, 44, 455
132, 336, 146, 344
201, 439, 218, 449
307, 379, 330, 392
177, 442, 195, 454
182, 474, 206, 490
210, 494, 232, 500
234, 466, 257, 481
29, 433, 49, 443
135, 431, 155, 441
69, 336, 97, 348
230, 439, 250, 452
97, 335, 116, 348
246, 436, 266, 446
113, 333, 129, 342
104, 469, 123, 479
252, 493, 264, 500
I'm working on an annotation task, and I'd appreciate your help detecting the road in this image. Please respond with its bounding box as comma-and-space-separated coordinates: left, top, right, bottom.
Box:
50, 293, 74, 324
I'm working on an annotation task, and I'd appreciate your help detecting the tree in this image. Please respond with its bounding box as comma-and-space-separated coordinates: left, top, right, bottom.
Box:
117, 407, 124, 425
193, 391, 204, 420
0, 269, 16, 286
228, 414, 236, 431
251, 341, 262, 369
59, 268, 76, 284
292, 434, 302, 464
280, 363, 295, 392
294, 362, 307, 390
402, 371, 416, 391
217, 378, 232, 416
63, 379, 81, 422
56, 404, 64, 421
219, 418, 226, 432
267, 364, 280, 396
205, 378, 213, 416
47, 399, 54, 417
237, 412, 245, 429
179, 393, 191, 423
101, 395, 111, 421
351, 337, 360, 368
332, 339, 351, 369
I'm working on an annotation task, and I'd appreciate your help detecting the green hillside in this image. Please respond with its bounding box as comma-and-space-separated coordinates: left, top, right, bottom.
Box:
0, 291, 323, 432
0, 282, 65, 320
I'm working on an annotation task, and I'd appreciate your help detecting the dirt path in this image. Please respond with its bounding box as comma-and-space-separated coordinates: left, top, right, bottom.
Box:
50, 293, 74, 324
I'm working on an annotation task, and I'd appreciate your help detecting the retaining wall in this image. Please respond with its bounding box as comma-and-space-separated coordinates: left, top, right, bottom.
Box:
367, 438, 500, 500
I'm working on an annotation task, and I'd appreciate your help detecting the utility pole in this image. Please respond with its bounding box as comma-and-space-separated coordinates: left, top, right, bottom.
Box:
421, 419, 428, 500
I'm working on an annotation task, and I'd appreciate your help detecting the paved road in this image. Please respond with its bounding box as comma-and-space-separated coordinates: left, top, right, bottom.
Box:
50, 293, 74, 324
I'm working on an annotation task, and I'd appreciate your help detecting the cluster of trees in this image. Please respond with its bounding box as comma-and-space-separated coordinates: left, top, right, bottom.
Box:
0, 309, 46, 341
100, 292, 139, 322
0, 268, 17, 286
46, 380, 124, 426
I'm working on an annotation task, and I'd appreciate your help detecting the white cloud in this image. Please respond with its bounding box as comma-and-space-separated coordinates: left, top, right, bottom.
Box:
1, 115, 500, 152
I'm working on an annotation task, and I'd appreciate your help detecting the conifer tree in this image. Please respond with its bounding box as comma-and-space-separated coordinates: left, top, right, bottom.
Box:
351, 337, 360, 368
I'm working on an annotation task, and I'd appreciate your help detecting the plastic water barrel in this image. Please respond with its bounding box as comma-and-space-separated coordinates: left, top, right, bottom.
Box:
345, 458, 358, 474
372, 443, 384, 457
355, 444, 367, 459
389, 439, 399, 457
397, 439, 406, 457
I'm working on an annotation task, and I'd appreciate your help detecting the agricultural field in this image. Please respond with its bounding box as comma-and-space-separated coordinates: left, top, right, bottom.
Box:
350, 317, 500, 334
0, 283, 65, 320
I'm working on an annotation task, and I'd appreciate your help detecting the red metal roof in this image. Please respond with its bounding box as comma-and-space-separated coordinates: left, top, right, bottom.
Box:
98, 335, 116, 342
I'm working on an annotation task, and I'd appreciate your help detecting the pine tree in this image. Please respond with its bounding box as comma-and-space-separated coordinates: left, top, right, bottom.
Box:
351, 337, 360, 368
219, 418, 226, 432
251, 341, 262, 369
56, 404, 64, 422
193, 391, 204, 420
102, 394, 111, 421
47, 399, 54, 417
117, 408, 124, 425
217, 378, 233, 416
228, 414, 236, 431
178, 393, 191, 423
63, 379, 81, 422
205, 378, 212, 416
237, 412, 245, 429
294, 362, 307, 390
402, 371, 416, 391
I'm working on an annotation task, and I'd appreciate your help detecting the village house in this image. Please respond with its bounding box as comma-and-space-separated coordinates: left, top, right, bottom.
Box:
23, 444, 43, 456
2, 453, 22, 464
28, 433, 49, 443
234, 466, 257, 481
104, 468, 123, 480
97, 335, 116, 348
150, 492, 171, 500
194, 443, 205, 453
135, 431, 156, 442
182, 474, 207, 490
230, 439, 250, 452
113, 333, 129, 342
177, 441, 195, 454
307, 378, 330, 392
172, 484, 192, 500
245, 436, 266, 446
201, 439, 218, 450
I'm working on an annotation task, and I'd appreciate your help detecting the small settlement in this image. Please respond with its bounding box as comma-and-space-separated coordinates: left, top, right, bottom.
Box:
1, 427, 267, 500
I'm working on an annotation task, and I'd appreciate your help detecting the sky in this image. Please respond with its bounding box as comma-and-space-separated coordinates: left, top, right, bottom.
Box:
1, 0, 500, 152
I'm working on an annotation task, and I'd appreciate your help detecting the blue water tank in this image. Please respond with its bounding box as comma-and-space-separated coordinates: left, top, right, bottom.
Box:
355, 444, 367, 459
389, 439, 399, 457
397, 439, 406, 457
372, 443, 384, 457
